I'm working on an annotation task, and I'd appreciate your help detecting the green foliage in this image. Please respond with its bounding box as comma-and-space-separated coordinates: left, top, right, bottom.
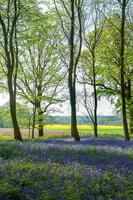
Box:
17, 5, 65, 129
0, 102, 30, 128
96, 14, 133, 94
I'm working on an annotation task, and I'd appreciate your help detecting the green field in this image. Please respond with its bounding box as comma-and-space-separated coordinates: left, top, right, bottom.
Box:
43, 124, 124, 139
0, 125, 126, 140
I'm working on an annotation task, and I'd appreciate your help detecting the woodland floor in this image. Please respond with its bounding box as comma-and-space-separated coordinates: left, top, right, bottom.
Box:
0, 137, 133, 199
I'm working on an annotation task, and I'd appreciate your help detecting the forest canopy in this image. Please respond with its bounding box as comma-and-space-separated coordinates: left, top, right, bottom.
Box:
0, 0, 132, 141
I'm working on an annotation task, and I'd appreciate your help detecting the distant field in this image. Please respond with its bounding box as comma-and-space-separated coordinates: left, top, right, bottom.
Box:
44, 124, 124, 137
44, 124, 123, 130
0, 125, 124, 140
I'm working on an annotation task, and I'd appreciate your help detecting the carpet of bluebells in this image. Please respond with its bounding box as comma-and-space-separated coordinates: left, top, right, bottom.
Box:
0, 138, 133, 200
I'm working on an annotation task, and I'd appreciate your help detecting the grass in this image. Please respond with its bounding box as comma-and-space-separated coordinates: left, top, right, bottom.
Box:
0, 135, 13, 141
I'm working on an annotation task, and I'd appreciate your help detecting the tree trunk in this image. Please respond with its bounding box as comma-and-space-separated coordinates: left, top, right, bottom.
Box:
0, 2, 22, 141
70, 87, 80, 141
38, 113, 44, 137
121, 83, 129, 140
28, 115, 31, 139
31, 105, 36, 139
69, 0, 80, 141
94, 92, 98, 138
94, 123, 98, 137
36, 101, 44, 137
92, 50, 98, 138
126, 79, 133, 135
120, 0, 130, 140
8, 77, 22, 141
129, 110, 133, 135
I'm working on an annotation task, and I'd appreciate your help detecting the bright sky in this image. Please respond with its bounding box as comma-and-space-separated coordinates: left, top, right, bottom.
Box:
0, 93, 115, 116
54, 98, 115, 116
0, 93, 116, 116
0, 94, 8, 105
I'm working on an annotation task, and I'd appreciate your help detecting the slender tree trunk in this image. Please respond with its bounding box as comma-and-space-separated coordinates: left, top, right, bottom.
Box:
70, 87, 80, 140
28, 115, 31, 139
0, 2, 22, 141
54, 0, 82, 141
129, 110, 133, 135
39, 125, 44, 137
36, 101, 44, 137
38, 112, 44, 137
126, 79, 133, 135
94, 83, 98, 138
69, 0, 80, 141
94, 90, 98, 137
120, 0, 130, 140
32, 105, 36, 139
92, 51, 98, 137
8, 77, 22, 141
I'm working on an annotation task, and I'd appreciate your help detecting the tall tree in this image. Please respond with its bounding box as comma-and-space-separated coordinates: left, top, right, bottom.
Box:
17, 12, 65, 137
93, 0, 132, 139
119, 0, 130, 140
79, 4, 104, 137
0, 0, 23, 140
54, 0, 84, 141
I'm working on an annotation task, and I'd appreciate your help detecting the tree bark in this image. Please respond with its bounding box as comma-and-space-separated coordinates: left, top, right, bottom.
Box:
129, 110, 133, 135
0, 0, 22, 141
69, 0, 80, 141
93, 87, 98, 137
92, 51, 98, 137
38, 109, 44, 137
31, 105, 36, 139
54, 0, 82, 141
70, 87, 80, 140
126, 79, 133, 135
120, 0, 130, 140
8, 77, 22, 140
28, 114, 31, 139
